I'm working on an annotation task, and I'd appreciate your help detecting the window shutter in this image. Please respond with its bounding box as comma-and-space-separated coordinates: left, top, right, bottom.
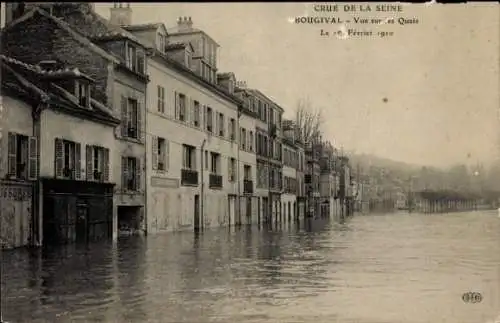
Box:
137, 100, 143, 142
75, 143, 81, 180
189, 98, 195, 125
7, 132, 17, 176
121, 156, 128, 190
99, 148, 105, 183
28, 136, 38, 180
203, 105, 207, 130
183, 96, 189, 124
215, 113, 219, 135
55, 138, 64, 178
228, 158, 232, 181
157, 85, 161, 112
137, 50, 145, 74
121, 96, 128, 137
165, 140, 170, 171
103, 148, 110, 182
174, 91, 179, 120
135, 158, 141, 191
152, 136, 158, 170
86, 145, 93, 181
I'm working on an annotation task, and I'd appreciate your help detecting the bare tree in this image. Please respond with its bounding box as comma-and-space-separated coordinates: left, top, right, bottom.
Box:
294, 97, 324, 144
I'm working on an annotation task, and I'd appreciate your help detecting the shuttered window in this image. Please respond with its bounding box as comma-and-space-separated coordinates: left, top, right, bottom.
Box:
205, 106, 213, 133
174, 92, 187, 122
6, 132, 37, 180
86, 145, 110, 182
157, 85, 165, 113
121, 96, 142, 141
122, 156, 141, 191
193, 100, 200, 128
54, 138, 81, 180
152, 136, 169, 172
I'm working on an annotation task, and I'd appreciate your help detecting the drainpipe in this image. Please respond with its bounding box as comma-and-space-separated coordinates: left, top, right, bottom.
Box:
200, 138, 207, 231
32, 105, 41, 247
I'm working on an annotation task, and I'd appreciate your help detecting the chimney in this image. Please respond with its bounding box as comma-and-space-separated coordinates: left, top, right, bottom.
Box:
236, 81, 247, 89
177, 16, 193, 32
110, 2, 132, 26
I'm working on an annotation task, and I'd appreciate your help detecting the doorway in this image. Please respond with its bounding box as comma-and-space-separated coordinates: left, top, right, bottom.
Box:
75, 204, 88, 244
246, 197, 252, 223
194, 194, 200, 232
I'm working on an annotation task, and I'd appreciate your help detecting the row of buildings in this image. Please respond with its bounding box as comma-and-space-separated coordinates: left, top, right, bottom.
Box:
0, 3, 355, 248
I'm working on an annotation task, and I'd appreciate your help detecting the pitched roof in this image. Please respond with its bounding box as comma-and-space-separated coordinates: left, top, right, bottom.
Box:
1, 55, 94, 82
1, 55, 120, 125
149, 50, 242, 106
2, 7, 120, 64
43, 4, 144, 45
246, 88, 285, 112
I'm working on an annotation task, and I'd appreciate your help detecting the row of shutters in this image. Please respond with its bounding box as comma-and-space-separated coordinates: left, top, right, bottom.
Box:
7, 134, 141, 190
173, 91, 237, 138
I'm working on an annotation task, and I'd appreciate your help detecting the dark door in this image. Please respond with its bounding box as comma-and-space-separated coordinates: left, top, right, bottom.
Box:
288, 202, 291, 221
257, 198, 261, 225
43, 196, 57, 245
194, 194, 200, 232
75, 205, 88, 244
246, 197, 252, 222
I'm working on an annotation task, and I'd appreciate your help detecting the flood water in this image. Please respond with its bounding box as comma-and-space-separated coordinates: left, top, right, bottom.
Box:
2, 211, 500, 323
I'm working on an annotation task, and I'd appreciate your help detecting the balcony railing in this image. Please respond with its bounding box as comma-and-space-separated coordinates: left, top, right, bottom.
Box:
209, 174, 223, 189
181, 169, 198, 186
243, 180, 254, 194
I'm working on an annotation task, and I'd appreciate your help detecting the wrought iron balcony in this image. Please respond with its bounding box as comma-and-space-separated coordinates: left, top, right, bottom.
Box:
209, 173, 223, 189
181, 169, 198, 186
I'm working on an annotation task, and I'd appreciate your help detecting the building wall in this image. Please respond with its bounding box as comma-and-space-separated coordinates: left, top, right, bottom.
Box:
238, 113, 257, 195
112, 73, 147, 211
145, 59, 239, 234
320, 173, 335, 197
0, 95, 34, 177
281, 194, 296, 221
283, 164, 296, 179
39, 109, 117, 180
0, 94, 34, 248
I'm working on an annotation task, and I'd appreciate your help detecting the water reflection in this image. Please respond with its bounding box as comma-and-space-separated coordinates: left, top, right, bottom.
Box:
2, 211, 500, 323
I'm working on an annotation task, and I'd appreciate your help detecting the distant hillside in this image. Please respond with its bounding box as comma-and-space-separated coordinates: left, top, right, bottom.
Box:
346, 152, 420, 171
345, 151, 496, 195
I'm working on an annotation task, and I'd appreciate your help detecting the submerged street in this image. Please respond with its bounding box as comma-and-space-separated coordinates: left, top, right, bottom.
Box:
2, 211, 500, 323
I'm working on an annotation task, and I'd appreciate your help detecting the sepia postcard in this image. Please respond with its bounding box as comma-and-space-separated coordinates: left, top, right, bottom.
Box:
0, 2, 499, 323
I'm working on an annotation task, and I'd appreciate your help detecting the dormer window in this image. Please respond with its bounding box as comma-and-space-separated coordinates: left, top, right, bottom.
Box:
126, 42, 146, 75
185, 50, 192, 68
75, 80, 91, 108
157, 33, 166, 53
